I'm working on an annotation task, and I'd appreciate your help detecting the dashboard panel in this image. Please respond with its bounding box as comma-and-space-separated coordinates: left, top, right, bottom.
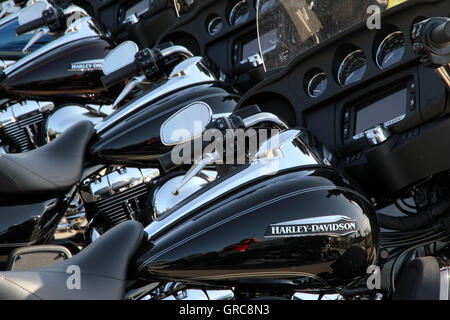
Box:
75, 0, 180, 47
155, 0, 261, 91
237, 0, 450, 202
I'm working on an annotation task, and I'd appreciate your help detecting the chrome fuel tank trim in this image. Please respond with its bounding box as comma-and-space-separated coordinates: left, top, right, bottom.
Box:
143, 129, 323, 241
95, 57, 217, 134
3, 17, 104, 76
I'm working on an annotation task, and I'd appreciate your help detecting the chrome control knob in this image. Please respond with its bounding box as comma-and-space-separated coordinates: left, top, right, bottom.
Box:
364, 125, 391, 145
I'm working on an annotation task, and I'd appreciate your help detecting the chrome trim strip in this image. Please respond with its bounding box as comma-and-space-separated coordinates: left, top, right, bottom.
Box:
436, 65, 450, 88
95, 57, 217, 134
274, 215, 355, 226
440, 267, 450, 300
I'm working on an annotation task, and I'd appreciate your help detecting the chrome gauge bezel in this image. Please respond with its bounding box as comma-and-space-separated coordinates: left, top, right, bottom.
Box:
337, 49, 367, 87
375, 31, 406, 70
229, 0, 250, 27
307, 72, 328, 98
207, 16, 223, 36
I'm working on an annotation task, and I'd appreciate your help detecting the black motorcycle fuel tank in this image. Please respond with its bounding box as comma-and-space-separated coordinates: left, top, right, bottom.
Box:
0, 37, 114, 103
89, 83, 240, 167
135, 165, 379, 288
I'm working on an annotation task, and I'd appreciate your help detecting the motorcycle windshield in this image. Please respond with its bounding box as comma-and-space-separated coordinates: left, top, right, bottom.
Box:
256, 0, 408, 72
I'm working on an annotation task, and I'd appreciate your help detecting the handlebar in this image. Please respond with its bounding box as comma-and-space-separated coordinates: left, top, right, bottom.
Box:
101, 62, 140, 87
430, 20, 450, 46
15, 17, 45, 35
15, 4, 79, 36
101, 45, 194, 88
413, 17, 450, 68
158, 106, 290, 173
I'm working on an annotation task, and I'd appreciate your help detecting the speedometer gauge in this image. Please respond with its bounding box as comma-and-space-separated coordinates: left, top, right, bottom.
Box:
376, 31, 406, 69
307, 73, 328, 98
337, 50, 367, 87
207, 16, 223, 36
229, 1, 250, 26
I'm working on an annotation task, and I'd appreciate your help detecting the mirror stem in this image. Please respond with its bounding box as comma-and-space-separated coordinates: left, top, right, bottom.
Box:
112, 75, 147, 109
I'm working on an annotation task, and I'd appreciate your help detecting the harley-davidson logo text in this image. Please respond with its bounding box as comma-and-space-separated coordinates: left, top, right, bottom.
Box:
68, 60, 103, 72
265, 216, 357, 238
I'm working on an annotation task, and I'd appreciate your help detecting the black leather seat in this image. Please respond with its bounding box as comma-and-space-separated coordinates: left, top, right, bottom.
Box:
0, 221, 144, 300
0, 121, 94, 198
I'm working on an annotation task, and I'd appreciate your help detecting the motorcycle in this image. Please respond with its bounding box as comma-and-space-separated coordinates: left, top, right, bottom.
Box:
0, 0, 93, 68
234, 0, 450, 300
0, 0, 374, 299
0, 100, 377, 300
1, 0, 449, 301
0, 0, 258, 246
0, 0, 54, 69
0, 38, 238, 270
0, 0, 183, 154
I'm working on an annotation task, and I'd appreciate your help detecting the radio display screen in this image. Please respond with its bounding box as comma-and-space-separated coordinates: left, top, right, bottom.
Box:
355, 88, 407, 135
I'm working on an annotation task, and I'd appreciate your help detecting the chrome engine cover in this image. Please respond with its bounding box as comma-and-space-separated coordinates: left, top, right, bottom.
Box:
45, 104, 112, 142
0, 100, 54, 152
0, 102, 112, 153
82, 167, 216, 229
81, 167, 161, 225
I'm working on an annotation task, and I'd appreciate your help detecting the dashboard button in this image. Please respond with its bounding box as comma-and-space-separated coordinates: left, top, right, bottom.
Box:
344, 110, 351, 123
343, 127, 350, 139
409, 97, 416, 111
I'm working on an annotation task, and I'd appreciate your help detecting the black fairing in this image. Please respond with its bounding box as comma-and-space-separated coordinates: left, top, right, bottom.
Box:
0, 38, 115, 104
135, 167, 378, 288
89, 83, 240, 167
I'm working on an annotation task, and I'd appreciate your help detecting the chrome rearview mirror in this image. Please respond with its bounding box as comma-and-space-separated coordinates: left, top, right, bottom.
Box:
18, 1, 47, 25
161, 102, 213, 146
103, 41, 139, 75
